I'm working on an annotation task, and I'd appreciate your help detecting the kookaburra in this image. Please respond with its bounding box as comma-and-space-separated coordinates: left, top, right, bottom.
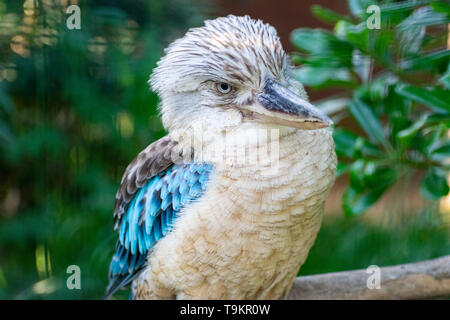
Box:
105, 15, 336, 300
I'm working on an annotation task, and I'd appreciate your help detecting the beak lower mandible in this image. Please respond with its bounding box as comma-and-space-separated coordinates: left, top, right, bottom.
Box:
256, 79, 333, 130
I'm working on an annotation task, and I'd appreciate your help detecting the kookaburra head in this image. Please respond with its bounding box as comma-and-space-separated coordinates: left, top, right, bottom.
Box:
149, 15, 332, 139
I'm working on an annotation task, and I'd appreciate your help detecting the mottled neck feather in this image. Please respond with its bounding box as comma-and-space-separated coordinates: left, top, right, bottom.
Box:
170, 123, 335, 182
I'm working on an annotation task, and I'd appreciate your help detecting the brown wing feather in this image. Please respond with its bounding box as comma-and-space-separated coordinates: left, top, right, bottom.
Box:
113, 136, 179, 230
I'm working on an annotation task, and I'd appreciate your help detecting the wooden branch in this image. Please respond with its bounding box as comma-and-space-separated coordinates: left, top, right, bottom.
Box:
288, 255, 450, 300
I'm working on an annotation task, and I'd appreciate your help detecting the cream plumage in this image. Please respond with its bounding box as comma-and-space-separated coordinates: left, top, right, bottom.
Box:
106, 15, 336, 300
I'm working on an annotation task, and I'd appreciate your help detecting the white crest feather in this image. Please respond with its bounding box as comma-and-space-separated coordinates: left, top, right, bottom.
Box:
150, 15, 288, 97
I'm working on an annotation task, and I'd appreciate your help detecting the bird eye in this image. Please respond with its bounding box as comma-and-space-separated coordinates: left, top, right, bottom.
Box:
216, 82, 232, 94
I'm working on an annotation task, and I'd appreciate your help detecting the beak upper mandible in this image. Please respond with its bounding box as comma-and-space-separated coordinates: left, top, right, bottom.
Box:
256, 79, 333, 129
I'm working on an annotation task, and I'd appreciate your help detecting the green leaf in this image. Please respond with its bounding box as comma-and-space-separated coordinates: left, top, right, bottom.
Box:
424, 124, 447, 151
396, 114, 428, 147
371, 31, 394, 65
396, 84, 450, 112
396, 8, 427, 55
397, 6, 449, 30
335, 21, 368, 50
401, 50, 450, 72
343, 186, 384, 217
336, 162, 350, 177
291, 28, 344, 53
333, 129, 383, 159
384, 84, 412, 144
367, 75, 392, 102
420, 167, 449, 200
347, 0, 367, 16
348, 99, 390, 149
343, 162, 398, 216
430, 1, 450, 15
365, 166, 398, 189
349, 159, 366, 190
352, 50, 371, 83
334, 129, 358, 158
311, 5, 352, 24
294, 66, 355, 88
439, 63, 450, 89
336, 21, 393, 65
426, 112, 450, 125
290, 28, 354, 68
379, 0, 433, 17
429, 141, 450, 161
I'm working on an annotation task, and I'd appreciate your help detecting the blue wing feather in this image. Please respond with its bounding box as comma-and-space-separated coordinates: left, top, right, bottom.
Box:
172, 189, 181, 211
106, 163, 213, 299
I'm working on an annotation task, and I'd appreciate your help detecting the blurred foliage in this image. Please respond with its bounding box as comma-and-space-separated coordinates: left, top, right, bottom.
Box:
300, 210, 450, 276
0, 0, 212, 299
291, 0, 450, 217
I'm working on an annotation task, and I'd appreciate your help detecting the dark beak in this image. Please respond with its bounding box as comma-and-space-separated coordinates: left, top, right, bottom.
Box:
254, 79, 332, 130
